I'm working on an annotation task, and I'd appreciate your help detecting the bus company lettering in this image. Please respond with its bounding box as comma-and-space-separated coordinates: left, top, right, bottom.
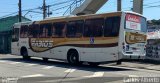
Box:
126, 14, 140, 23
31, 40, 53, 48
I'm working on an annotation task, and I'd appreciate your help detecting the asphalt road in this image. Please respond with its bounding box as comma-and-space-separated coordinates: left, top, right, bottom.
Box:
0, 54, 160, 83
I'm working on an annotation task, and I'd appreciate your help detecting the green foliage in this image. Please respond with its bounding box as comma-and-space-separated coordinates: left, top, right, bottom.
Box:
149, 19, 160, 25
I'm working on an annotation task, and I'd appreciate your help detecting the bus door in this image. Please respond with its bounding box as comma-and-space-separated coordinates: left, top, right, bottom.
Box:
11, 27, 20, 55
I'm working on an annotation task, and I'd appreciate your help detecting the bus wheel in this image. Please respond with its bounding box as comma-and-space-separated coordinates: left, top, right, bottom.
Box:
116, 60, 122, 65
21, 48, 30, 60
67, 50, 80, 65
88, 62, 100, 66
43, 58, 48, 61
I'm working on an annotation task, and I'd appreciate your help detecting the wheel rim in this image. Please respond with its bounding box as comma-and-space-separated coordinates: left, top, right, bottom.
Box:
69, 52, 78, 64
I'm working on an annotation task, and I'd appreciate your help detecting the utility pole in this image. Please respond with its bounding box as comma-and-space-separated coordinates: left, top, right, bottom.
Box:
47, 5, 50, 17
18, 0, 22, 22
133, 0, 143, 14
43, 0, 47, 19
46, 5, 52, 17
117, 0, 122, 11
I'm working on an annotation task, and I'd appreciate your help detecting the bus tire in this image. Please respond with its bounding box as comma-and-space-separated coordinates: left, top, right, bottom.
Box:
88, 62, 100, 66
43, 58, 48, 61
116, 60, 122, 65
21, 47, 30, 60
67, 50, 80, 65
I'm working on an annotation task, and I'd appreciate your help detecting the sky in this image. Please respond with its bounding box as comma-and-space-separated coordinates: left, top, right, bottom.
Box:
0, 0, 160, 21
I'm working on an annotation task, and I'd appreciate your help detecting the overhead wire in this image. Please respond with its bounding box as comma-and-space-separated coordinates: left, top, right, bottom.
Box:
2, 0, 160, 20
0, 0, 75, 19
144, 5, 160, 8
143, 0, 160, 8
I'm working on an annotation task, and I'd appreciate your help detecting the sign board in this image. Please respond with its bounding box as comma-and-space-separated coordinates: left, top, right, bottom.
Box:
125, 32, 147, 44
147, 30, 160, 39
126, 14, 141, 31
90, 37, 94, 44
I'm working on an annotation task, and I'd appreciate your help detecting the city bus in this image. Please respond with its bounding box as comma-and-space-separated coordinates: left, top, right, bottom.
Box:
11, 11, 147, 66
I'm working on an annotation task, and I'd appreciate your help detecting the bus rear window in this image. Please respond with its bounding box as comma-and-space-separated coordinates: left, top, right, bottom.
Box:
125, 14, 147, 32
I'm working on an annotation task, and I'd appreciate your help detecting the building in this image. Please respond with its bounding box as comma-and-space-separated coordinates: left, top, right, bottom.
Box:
148, 25, 160, 32
146, 22, 160, 61
147, 24, 160, 39
0, 15, 31, 54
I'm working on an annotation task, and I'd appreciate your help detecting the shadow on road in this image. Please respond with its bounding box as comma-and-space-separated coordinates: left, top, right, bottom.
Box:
123, 59, 160, 65
0, 56, 133, 72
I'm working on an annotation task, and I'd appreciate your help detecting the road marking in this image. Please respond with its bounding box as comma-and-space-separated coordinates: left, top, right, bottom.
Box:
64, 69, 76, 73
0, 60, 7, 63
113, 72, 139, 77
84, 72, 104, 78
129, 75, 139, 77
26, 63, 37, 66
21, 74, 44, 78
10, 62, 21, 65
42, 66, 53, 70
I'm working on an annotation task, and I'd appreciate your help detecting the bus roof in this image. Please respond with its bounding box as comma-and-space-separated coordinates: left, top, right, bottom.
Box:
45, 11, 144, 20
36, 11, 144, 24
14, 21, 33, 26
13, 11, 145, 25
36, 12, 122, 24
124, 11, 144, 17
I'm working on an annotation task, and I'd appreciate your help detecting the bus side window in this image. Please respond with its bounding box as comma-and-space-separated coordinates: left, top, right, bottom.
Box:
67, 20, 83, 38
39, 23, 52, 38
20, 25, 28, 38
28, 24, 39, 38
104, 17, 120, 37
52, 22, 66, 38
84, 18, 104, 37
12, 28, 19, 42
28, 25, 33, 38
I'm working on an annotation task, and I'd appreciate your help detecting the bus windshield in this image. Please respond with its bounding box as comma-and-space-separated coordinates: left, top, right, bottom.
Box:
125, 14, 147, 33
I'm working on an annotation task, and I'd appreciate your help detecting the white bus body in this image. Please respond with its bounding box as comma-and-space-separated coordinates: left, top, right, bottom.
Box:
11, 12, 147, 65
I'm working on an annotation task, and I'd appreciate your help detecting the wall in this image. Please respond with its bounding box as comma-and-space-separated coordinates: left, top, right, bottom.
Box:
0, 15, 31, 54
